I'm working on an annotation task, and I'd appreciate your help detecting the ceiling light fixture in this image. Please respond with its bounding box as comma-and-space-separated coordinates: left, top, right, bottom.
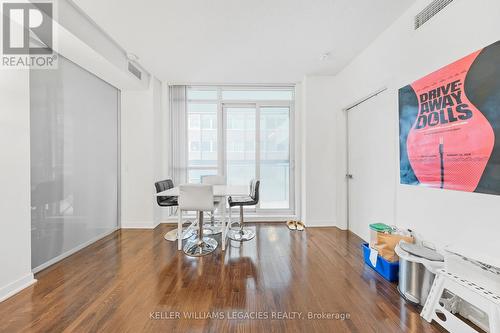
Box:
319, 52, 331, 61
126, 53, 140, 62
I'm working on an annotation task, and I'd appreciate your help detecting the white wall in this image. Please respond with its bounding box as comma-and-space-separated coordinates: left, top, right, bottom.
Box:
294, 83, 303, 220
162, 84, 172, 221
153, 79, 169, 223
0, 69, 36, 302
121, 77, 166, 228
300, 76, 337, 226
324, 0, 500, 248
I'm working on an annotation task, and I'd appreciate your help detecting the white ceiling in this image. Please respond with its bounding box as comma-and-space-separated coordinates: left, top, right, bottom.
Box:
73, 0, 415, 84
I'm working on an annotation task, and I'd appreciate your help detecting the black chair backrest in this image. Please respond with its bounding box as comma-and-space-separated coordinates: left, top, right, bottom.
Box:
250, 179, 260, 203
155, 179, 174, 205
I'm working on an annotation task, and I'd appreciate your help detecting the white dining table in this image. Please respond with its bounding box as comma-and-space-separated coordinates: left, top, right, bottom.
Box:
156, 185, 248, 251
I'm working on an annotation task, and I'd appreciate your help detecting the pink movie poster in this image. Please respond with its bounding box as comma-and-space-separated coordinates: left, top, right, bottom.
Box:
399, 41, 500, 194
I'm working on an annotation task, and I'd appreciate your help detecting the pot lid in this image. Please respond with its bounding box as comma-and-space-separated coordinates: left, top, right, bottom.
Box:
400, 242, 444, 262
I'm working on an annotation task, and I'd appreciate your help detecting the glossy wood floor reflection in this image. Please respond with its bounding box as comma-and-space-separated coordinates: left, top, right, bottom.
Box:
0, 223, 445, 333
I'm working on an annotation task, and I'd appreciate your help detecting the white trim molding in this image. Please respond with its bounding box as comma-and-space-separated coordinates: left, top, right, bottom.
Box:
121, 221, 159, 229
0, 273, 36, 303
160, 215, 297, 224
303, 219, 337, 227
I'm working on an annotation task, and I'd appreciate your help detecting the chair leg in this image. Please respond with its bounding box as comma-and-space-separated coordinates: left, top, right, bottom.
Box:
202, 208, 222, 235
164, 208, 195, 243
239, 206, 244, 233
177, 210, 182, 250
197, 211, 204, 244
183, 211, 218, 256
221, 200, 226, 250
227, 205, 255, 242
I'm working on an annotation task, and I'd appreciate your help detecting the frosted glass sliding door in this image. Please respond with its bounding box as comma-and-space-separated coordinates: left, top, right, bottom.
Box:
30, 56, 119, 271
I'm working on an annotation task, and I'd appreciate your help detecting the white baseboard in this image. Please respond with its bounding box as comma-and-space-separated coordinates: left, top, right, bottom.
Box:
160, 215, 296, 224
153, 220, 161, 229
147, 218, 337, 228
120, 221, 157, 229
0, 273, 36, 303
302, 220, 337, 227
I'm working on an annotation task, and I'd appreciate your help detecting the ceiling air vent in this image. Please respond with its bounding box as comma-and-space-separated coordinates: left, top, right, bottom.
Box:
128, 62, 142, 80
415, 0, 454, 30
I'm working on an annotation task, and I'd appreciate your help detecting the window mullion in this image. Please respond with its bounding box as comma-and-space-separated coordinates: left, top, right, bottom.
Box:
255, 103, 261, 211
218, 88, 225, 179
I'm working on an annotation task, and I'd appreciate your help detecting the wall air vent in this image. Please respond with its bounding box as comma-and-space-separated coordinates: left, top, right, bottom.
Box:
415, 0, 454, 30
128, 62, 142, 80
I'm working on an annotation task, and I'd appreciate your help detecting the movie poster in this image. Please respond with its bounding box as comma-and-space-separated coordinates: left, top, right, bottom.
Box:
399, 41, 500, 194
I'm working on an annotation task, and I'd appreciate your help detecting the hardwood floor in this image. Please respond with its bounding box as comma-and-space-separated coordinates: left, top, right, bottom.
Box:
0, 223, 445, 333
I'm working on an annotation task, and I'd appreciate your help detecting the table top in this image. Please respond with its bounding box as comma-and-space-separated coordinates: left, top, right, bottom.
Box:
156, 184, 248, 197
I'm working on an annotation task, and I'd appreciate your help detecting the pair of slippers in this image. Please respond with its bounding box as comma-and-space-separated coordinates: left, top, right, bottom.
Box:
287, 220, 305, 231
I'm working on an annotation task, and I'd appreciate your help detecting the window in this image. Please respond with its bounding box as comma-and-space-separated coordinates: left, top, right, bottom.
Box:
225, 107, 256, 188
183, 86, 294, 211
187, 103, 217, 174
188, 88, 218, 100
188, 115, 200, 129
201, 116, 215, 129
188, 169, 217, 184
260, 107, 290, 209
190, 142, 200, 152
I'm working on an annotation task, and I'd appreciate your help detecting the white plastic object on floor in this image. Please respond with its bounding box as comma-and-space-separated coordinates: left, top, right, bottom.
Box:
445, 247, 500, 296
421, 269, 500, 333
445, 243, 500, 274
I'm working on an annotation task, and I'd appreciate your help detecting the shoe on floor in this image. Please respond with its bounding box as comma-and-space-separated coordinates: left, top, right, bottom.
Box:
295, 220, 305, 231
286, 220, 297, 230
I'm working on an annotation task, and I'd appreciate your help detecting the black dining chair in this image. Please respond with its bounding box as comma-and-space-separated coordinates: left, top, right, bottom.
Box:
155, 179, 176, 207
154, 179, 194, 241
227, 179, 260, 242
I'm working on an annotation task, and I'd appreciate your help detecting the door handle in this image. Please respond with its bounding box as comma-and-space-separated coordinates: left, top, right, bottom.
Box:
346, 174, 353, 179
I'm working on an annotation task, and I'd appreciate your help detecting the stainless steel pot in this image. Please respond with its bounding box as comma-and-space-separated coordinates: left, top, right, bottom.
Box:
398, 258, 436, 305
397, 242, 444, 306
